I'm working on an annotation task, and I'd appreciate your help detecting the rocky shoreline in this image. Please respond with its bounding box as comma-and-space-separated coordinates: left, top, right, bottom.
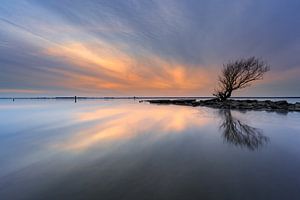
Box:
145, 99, 300, 112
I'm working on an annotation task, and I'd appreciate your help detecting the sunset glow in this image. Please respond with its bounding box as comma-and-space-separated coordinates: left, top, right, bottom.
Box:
0, 0, 299, 96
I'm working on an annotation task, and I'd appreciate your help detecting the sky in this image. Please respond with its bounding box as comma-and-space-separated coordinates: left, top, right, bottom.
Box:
0, 0, 299, 97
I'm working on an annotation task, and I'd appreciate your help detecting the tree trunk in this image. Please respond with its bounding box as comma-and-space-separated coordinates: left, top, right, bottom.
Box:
219, 90, 231, 101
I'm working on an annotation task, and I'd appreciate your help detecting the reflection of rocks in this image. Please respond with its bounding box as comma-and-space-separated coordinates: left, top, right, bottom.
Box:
219, 109, 269, 150
296, 102, 300, 111
147, 99, 300, 112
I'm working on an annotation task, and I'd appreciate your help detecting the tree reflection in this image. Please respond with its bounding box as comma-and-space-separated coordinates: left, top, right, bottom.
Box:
219, 109, 269, 150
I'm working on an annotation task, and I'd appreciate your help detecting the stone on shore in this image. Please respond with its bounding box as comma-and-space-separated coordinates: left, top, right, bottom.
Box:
146, 99, 300, 112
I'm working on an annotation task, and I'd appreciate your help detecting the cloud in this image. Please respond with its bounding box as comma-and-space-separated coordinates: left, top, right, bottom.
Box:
44, 41, 216, 95
0, 0, 299, 96
0, 89, 45, 94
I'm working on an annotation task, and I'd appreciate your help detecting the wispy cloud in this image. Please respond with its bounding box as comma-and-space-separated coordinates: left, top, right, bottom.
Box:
44, 41, 216, 95
0, 89, 45, 94
0, 0, 299, 96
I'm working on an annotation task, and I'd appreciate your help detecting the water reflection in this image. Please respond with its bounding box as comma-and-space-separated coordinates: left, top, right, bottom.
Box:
54, 103, 271, 152
1, 100, 300, 200
219, 109, 269, 150
55, 104, 212, 151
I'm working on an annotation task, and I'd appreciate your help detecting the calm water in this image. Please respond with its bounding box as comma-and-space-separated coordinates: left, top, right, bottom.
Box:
0, 99, 300, 200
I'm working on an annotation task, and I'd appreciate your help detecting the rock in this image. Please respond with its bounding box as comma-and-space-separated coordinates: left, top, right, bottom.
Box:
147, 99, 196, 105
147, 100, 171, 104
264, 100, 272, 104
146, 99, 300, 112
295, 102, 300, 111
245, 100, 258, 103
275, 100, 288, 105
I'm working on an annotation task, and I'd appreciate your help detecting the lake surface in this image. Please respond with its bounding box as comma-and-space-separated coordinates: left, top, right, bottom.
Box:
0, 99, 300, 200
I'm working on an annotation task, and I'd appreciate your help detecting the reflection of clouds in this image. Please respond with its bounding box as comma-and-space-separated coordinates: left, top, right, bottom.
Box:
54, 104, 271, 152
55, 104, 212, 152
219, 109, 269, 150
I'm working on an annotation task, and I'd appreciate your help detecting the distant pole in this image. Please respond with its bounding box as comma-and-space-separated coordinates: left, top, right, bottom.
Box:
13, 98, 15, 102
75, 96, 77, 103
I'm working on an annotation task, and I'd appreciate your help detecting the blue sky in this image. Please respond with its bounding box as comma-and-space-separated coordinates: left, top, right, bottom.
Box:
0, 0, 299, 96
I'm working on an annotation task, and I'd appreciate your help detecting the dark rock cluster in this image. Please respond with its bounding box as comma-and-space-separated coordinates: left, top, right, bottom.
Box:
146, 99, 300, 112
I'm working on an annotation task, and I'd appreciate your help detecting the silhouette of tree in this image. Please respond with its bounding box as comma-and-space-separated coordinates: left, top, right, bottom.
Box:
214, 57, 270, 101
219, 109, 269, 150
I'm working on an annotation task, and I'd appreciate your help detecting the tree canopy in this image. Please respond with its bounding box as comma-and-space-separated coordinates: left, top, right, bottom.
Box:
214, 57, 270, 101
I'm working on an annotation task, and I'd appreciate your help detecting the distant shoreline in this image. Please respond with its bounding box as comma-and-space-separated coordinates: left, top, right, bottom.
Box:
0, 96, 300, 100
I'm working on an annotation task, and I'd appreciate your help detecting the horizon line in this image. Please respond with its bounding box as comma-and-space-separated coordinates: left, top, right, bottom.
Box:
1, 96, 300, 100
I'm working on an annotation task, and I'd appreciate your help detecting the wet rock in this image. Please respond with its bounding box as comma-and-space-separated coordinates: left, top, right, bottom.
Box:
147, 99, 196, 105
295, 102, 300, 111
148, 100, 172, 104
146, 99, 300, 112
275, 100, 288, 105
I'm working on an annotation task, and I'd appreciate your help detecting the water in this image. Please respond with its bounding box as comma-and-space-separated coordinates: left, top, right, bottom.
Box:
0, 99, 300, 200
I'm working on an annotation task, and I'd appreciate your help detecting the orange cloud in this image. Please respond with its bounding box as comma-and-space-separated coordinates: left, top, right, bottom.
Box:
45, 41, 217, 95
263, 67, 300, 83
0, 89, 45, 94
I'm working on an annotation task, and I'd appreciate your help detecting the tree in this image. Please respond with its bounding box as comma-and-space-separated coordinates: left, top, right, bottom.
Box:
214, 57, 270, 101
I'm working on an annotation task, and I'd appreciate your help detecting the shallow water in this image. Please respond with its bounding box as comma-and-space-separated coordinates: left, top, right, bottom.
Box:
0, 99, 300, 200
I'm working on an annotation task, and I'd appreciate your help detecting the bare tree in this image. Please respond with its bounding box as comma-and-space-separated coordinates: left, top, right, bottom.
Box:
214, 57, 270, 101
